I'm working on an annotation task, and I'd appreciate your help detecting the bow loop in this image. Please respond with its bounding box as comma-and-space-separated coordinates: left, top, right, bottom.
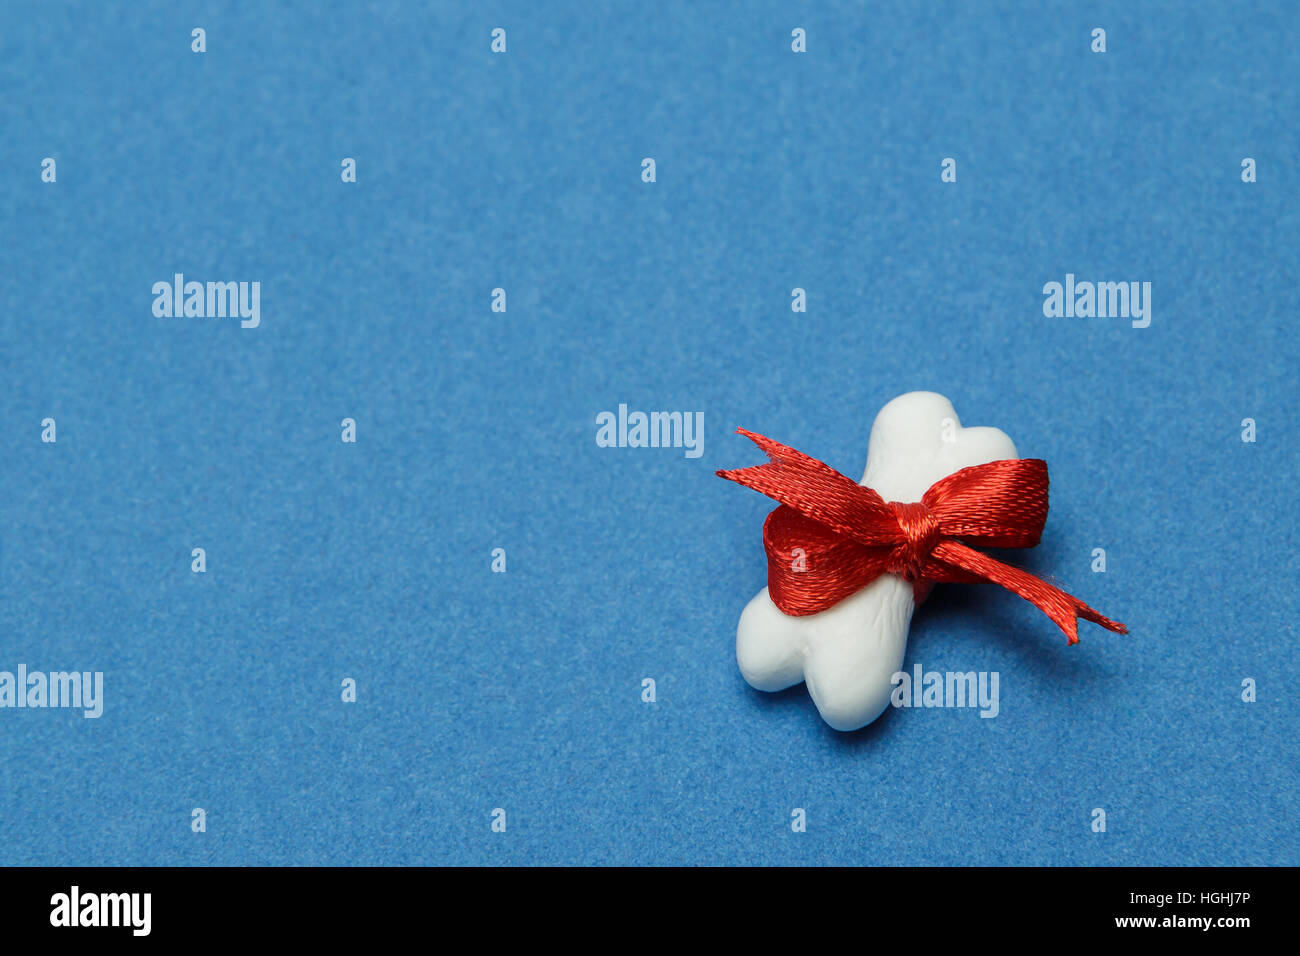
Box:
921, 458, 1049, 548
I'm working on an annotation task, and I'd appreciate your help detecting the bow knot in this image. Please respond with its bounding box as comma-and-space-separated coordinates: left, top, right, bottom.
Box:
888, 501, 940, 581
718, 428, 1127, 645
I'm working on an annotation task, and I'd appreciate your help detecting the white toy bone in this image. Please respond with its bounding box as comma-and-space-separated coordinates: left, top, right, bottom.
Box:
734, 392, 1018, 731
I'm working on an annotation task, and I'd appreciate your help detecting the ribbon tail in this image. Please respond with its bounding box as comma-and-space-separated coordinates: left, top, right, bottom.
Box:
716, 429, 897, 545
930, 541, 1128, 645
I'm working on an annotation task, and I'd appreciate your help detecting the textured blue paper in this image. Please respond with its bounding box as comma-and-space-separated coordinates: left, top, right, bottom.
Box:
1, 1, 1296, 866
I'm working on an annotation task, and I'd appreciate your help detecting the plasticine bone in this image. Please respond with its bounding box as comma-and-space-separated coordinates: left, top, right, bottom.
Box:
735, 392, 1017, 731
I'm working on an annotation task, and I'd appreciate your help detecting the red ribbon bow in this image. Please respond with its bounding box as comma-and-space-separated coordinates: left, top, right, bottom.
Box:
717, 428, 1127, 645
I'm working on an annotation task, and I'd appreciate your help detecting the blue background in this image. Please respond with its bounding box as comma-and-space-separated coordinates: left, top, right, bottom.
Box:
1, 1, 1296, 865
